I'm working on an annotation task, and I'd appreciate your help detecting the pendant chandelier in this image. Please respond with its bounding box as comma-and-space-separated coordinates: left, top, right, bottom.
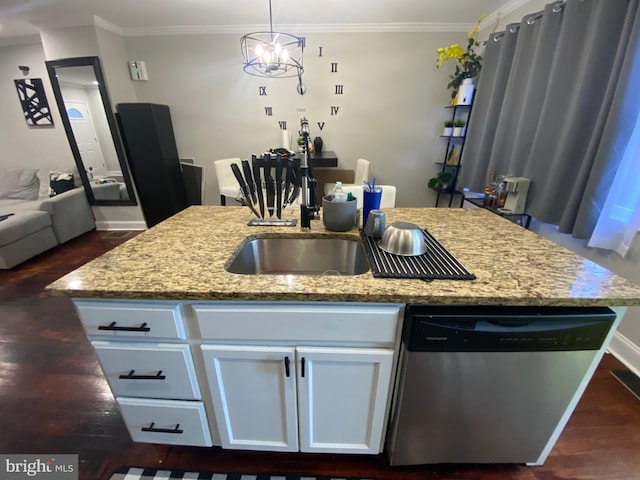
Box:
240, 0, 305, 78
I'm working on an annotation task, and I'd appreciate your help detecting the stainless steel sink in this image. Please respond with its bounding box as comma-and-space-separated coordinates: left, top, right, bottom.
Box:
226, 237, 370, 275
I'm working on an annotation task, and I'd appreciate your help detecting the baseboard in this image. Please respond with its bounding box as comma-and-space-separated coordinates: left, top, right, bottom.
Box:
608, 331, 640, 378
95, 220, 147, 231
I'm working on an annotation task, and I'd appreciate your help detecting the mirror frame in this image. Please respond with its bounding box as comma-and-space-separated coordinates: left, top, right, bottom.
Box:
45, 56, 137, 206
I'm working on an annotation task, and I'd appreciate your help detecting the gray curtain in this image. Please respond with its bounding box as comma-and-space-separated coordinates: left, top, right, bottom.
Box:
459, 0, 640, 237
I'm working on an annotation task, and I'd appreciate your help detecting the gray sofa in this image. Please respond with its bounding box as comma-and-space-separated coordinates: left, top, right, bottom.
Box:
0, 167, 96, 268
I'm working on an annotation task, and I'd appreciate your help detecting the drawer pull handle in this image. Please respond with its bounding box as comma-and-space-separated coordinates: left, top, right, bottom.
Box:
119, 369, 166, 380
141, 422, 183, 434
284, 356, 290, 377
98, 321, 151, 332
301, 357, 306, 378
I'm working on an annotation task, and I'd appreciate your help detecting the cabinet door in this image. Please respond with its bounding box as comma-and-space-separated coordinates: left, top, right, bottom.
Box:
201, 345, 298, 452
296, 347, 394, 454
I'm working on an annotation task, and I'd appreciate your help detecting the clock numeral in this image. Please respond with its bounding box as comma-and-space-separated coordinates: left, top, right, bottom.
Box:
335, 85, 344, 95
331, 62, 338, 73
296, 107, 306, 113
265, 107, 273, 116
259, 86, 267, 96
317, 122, 325, 131
318, 46, 323, 57
330, 106, 340, 116
278, 121, 287, 130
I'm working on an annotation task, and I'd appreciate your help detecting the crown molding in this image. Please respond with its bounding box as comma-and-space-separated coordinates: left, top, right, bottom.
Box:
480, 0, 534, 31
93, 15, 125, 36
121, 22, 475, 37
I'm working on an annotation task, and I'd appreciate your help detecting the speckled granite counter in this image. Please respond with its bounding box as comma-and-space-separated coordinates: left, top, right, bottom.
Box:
45, 206, 640, 306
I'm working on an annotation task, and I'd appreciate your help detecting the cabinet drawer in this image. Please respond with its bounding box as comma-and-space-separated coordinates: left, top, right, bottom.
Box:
117, 397, 212, 447
74, 300, 186, 340
92, 341, 201, 400
193, 303, 400, 344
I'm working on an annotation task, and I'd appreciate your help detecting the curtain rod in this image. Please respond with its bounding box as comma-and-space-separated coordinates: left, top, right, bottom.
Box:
492, 0, 566, 42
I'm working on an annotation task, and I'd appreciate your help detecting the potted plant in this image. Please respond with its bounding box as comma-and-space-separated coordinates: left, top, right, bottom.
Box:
453, 118, 466, 137
428, 172, 453, 192
436, 16, 484, 100
443, 120, 454, 136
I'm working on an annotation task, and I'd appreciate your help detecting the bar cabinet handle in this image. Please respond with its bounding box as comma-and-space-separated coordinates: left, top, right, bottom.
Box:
301, 357, 306, 378
141, 422, 183, 434
98, 321, 151, 332
118, 369, 166, 380
284, 356, 290, 377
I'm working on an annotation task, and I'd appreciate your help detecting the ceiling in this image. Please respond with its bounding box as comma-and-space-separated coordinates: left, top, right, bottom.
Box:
0, 0, 520, 45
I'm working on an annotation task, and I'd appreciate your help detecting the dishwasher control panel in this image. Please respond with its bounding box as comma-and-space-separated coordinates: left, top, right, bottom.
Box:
404, 305, 616, 352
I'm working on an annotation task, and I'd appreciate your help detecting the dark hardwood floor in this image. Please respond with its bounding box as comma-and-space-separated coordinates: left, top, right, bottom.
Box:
1, 229, 639, 480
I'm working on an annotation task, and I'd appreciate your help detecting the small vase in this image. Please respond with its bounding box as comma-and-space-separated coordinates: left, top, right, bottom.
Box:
452, 126, 464, 137
457, 78, 475, 105
443, 127, 453, 136
313, 136, 323, 153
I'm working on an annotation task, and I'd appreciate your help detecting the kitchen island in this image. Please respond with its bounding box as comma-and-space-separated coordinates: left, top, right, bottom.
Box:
45, 207, 640, 465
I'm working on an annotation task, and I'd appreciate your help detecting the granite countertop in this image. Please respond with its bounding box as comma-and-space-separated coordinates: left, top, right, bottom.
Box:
45, 206, 640, 306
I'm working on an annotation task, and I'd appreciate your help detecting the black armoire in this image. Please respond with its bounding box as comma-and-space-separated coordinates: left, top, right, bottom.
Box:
116, 103, 188, 227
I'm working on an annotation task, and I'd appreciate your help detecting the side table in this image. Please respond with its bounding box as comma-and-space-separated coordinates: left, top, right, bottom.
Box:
463, 197, 532, 229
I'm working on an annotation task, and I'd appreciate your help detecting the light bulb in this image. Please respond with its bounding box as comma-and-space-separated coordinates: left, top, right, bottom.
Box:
255, 44, 264, 56
274, 43, 282, 55
282, 49, 289, 61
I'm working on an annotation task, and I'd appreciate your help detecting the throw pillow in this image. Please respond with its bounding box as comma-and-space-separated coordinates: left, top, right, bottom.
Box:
49, 171, 75, 197
0, 168, 40, 200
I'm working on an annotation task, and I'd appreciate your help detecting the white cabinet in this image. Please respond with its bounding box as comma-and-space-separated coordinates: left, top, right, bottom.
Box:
118, 397, 212, 447
74, 299, 213, 447
75, 299, 402, 453
297, 346, 393, 454
201, 345, 299, 452
201, 345, 393, 454
196, 302, 400, 454
92, 341, 201, 400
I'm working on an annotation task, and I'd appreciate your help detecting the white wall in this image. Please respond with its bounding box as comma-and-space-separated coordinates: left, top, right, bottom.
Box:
0, 43, 76, 174
123, 31, 462, 208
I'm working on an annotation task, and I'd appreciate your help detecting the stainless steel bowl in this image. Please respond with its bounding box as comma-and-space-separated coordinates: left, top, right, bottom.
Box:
379, 221, 427, 256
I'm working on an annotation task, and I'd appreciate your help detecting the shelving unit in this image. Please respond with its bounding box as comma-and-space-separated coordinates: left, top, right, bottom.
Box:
433, 100, 474, 208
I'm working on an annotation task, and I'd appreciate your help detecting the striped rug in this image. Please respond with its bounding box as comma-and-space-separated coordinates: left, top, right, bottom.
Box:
109, 467, 377, 480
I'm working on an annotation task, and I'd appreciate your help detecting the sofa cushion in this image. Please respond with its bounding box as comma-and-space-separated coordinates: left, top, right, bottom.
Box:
0, 169, 40, 200
0, 211, 52, 247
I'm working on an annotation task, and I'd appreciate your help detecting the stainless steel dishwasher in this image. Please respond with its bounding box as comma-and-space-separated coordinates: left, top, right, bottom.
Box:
387, 305, 616, 466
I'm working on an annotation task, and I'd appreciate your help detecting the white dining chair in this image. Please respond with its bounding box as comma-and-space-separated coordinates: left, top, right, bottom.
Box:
324, 158, 371, 196
214, 157, 242, 205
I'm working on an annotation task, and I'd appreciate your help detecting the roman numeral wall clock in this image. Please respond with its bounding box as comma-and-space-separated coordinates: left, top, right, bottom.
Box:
256, 41, 345, 137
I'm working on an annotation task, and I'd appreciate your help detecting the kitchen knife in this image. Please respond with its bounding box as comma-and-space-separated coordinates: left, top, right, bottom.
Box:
283, 158, 293, 208
230, 162, 260, 219
252, 155, 265, 219
288, 163, 301, 205
264, 155, 275, 217
242, 159, 257, 206
275, 155, 283, 219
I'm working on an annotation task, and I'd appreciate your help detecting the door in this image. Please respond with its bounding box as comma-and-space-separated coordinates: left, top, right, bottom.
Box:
65, 101, 108, 177
201, 345, 298, 452
296, 346, 394, 454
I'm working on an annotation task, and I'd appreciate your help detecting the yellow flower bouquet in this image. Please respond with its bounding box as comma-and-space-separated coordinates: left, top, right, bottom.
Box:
437, 17, 484, 99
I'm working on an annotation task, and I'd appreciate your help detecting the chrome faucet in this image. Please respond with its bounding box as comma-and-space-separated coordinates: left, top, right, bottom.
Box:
299, 117, 319, 230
